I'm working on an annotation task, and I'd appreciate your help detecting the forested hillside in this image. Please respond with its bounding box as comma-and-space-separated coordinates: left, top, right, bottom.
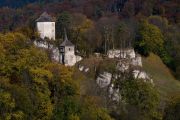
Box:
0, 0, 65, 8
0, 0, 179, 120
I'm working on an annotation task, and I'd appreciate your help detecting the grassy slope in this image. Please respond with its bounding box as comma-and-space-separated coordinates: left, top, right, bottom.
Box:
142, 53, 180, 99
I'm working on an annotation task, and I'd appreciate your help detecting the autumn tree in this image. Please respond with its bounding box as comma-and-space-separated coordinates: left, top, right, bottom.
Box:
56, 11, 72, 39
163, 95, 180, 120
114, 72, 161, 120
148, 16, 169, 33
0, 32, 53, 119
97, 16, 119, 53
69, 13, 94, 56
113, 19, 137, 59
0, 90, 24, 120
135, 20, 164, 56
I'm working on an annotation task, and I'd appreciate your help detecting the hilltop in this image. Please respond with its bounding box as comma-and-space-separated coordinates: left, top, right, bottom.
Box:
0, 0, 179, 120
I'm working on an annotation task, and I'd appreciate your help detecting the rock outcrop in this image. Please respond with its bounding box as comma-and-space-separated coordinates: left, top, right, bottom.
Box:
96, 72, 112, 88
77, 49, 152, 102
95, 49, 153, 101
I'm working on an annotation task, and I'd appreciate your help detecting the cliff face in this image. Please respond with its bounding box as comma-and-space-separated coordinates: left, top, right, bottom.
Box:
77, 49, 152, 103
97, 49, 152, 101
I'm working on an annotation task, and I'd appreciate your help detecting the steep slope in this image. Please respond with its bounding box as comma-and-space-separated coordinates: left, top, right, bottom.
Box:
142, 53, 180, 99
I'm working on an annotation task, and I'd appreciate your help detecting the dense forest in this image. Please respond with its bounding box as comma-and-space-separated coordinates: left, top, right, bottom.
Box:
0, 0, 179, 120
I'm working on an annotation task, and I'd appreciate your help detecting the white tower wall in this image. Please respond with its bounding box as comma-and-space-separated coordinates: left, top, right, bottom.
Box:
60, 46, 76, 66
37, 22, 55, 40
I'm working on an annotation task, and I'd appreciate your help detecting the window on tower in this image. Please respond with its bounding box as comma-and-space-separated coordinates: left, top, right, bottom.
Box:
60, 48, 64, 52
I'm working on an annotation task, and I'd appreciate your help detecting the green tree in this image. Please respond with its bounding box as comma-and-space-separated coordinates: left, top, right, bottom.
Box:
0, 32, 53, 119
70, 13, 94, 56
80, 96, 113, 120
54, 96, 81, 120
44, 64, 80, 120
135, 20, 164, 56
56, 11, 72, 39
0, 91, 24, 120
115, 73, 161, 120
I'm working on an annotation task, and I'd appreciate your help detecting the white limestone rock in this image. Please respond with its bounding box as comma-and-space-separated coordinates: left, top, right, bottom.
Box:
79, 65, 84, 71
94, 53, 101, 57
96, 72, 112, 88
109, 84, 120, 102
52, 47, 60, 62
133, 70, 150, 80
84, 68, 90, 73
107, 49, 136, 59
112, 89, 120, 101
34, 41, 48, 49
76, 55, 83, 63
131, 56, 142, 67
116, 61, 130, 72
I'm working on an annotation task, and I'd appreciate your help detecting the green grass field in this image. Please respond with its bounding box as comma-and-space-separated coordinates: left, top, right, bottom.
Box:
142, 53, 180, 99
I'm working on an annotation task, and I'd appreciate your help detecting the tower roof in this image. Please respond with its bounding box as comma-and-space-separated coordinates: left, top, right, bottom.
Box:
60, 39, 74, 47
36, 12, 54, 22
60, 30, 74, 47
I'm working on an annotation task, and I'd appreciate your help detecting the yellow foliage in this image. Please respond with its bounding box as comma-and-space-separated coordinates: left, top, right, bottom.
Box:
69, 114, 80, 120
71, 13, 94, 33
0, 43, 5, 63
79, 19, 94, 33
11, 111, 24, 120
0, 92, 15, 109
30, 68, 53, 84
44, 63, 73, 83
16, 47, 49, 69
0, 32, 27, 49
